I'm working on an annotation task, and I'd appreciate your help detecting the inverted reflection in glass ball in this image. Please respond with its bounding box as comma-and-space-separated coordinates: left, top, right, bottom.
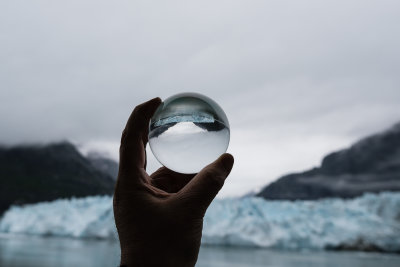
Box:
148, 93, 230, 174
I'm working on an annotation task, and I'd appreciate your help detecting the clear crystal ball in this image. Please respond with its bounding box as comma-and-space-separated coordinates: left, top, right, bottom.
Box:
148, 93, 230, 174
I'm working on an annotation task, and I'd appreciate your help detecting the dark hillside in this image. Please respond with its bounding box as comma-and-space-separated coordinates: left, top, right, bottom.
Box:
0, 142, 115, 214
257, 122, 400, 200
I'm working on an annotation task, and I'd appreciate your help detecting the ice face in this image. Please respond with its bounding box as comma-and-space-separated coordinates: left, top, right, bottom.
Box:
149, 93, 230, 174
1, 192, 400, 252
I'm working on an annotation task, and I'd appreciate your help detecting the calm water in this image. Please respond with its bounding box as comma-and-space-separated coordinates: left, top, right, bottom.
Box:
1, 234, 400, 267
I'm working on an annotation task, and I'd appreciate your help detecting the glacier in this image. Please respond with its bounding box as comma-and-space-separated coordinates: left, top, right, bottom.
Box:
154, 114, 215, 127
0, 192, 399, 252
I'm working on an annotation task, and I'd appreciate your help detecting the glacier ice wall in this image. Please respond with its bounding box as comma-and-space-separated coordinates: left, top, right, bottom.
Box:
1, 192, 399, 251
203, 193, 400, 251
0, 196, 116, 239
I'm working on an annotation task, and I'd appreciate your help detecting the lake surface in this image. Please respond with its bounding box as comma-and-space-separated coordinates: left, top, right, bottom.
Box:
1, 234, 400, 267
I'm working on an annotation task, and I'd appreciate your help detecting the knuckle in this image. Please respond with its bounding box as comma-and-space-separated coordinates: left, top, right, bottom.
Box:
202, 168, 215, 178
119, 142, 128, 155
179, 194, 209, 218
119, 134, 139, 153
203, 167, 225, 187
207, 173, 225, 188
119, 129, 130, 149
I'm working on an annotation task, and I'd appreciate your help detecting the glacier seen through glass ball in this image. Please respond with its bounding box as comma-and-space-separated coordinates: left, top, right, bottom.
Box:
148, 93, 230, 174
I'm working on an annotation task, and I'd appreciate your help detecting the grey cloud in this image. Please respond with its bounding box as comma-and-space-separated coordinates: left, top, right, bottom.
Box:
1, 0, 399, 195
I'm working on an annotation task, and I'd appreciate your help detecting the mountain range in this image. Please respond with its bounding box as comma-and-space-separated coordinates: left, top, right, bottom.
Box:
0, 142, 116, 214
1, 121, 399, 214
257, 122, 400, 200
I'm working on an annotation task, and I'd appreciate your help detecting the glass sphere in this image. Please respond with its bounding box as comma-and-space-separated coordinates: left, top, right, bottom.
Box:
148, 93, 230, 174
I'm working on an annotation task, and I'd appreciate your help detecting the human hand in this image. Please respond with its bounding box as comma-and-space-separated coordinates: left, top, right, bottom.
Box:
113, 97, 234, 267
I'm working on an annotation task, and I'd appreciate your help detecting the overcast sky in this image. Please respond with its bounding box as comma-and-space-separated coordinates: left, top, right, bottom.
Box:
1, 0, 399, 197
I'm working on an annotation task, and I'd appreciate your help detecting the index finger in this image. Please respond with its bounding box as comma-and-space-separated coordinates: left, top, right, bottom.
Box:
119, 97, 162, 176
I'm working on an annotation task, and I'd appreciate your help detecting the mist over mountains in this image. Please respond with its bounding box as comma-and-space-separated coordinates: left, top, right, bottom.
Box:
258, 122, 400, 200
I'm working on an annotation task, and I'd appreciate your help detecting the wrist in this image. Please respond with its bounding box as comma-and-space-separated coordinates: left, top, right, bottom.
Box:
120, 242, 199, 267
120, 254, 197, 267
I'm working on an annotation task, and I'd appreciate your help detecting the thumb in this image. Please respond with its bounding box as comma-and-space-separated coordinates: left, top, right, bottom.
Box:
176, 153, 234, 214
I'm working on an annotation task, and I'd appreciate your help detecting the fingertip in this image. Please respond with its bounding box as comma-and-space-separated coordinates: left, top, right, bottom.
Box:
148, 97, 162, 105
144, 97, 162, 114
147, 97, 162, 117
219, 153, 234, 173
